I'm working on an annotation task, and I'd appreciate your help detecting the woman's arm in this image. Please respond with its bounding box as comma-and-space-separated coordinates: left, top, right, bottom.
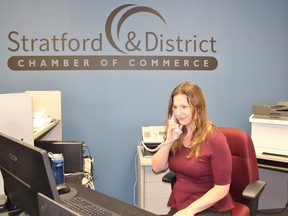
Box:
151, 142, 172, 173
152, 119, 179, 173
175, 184, 230, 216
174, 184, 230, 216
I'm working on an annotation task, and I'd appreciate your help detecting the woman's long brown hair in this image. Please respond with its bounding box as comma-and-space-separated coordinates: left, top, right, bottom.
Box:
165, 81, 214, 158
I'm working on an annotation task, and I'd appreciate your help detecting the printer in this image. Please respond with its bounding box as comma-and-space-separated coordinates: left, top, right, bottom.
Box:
249, 103, 288, 160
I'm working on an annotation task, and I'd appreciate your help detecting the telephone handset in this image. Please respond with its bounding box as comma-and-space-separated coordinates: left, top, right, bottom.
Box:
171, 114, 182, 138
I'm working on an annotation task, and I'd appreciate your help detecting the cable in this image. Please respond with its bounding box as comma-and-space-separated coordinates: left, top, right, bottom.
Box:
133, 139, 174, 207
83, 144, 95, 179
141, 138, 175, 153
81, 144, 96, 190
133, 150, 138, 207
141, 127, 182, 153
134, 131, 180, 207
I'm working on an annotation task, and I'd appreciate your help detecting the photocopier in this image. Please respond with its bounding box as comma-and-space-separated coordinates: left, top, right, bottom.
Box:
249, 103, 288, 160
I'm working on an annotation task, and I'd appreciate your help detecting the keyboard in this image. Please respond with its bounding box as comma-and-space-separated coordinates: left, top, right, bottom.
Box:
62, 196, 120, 216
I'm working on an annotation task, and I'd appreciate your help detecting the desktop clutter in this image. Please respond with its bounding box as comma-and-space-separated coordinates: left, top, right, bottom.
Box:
0, 91, 157, 216
0, 110, 96, 214
37, 140, 96, 192
33, 109, 96, 191
0, 133, 96, 215
34, 110, 96, 192
0, 132, 157, 216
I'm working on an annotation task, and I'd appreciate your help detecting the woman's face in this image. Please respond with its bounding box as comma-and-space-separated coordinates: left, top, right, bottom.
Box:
172, 94, 195, 126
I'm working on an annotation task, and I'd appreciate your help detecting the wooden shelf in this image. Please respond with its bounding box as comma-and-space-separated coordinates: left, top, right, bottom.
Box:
33, 119, 60, 140
0, 91, 62, 144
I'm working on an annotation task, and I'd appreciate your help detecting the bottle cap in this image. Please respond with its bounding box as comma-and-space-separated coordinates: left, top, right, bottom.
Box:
48, 152, 63, 160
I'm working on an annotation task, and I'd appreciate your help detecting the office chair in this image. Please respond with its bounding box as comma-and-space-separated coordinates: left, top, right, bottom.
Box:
162, 127, 266, 216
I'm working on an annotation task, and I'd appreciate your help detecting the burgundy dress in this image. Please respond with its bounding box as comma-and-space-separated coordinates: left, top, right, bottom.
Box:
167, 128, 235, 212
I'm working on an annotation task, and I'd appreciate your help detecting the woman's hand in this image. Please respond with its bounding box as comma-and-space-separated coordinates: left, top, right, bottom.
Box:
166, 119, 181, 141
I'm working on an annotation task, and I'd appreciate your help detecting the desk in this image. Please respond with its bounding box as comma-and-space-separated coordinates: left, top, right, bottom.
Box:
137, 146, 288, 212
256, 155, 288, 210
249, 115, 288, 209
69, 183, 156, 216
137, 146, 171, 215
1, 184, 156, 216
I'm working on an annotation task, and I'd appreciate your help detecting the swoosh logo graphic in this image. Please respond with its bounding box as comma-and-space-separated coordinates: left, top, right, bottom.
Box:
106, 4, 166, 54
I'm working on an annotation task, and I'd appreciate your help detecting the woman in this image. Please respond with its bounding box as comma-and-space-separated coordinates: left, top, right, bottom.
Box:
152, 82, 234, 216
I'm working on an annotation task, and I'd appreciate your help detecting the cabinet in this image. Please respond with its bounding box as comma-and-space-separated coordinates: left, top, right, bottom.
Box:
249, 116, 288, 209
137, 146, 171, 215
0, 91, 62, 195
255, 153, 287, 210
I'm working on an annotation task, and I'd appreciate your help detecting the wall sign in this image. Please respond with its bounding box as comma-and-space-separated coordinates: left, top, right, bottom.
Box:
7, 4, 218, 71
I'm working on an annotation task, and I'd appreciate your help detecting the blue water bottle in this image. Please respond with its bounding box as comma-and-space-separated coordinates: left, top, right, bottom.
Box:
48, 152, 65, 185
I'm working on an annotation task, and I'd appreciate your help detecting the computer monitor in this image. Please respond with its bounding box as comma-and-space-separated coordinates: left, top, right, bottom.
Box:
0, 132, 60, 215
38, 193, 80, 216
35, 140, 84, 173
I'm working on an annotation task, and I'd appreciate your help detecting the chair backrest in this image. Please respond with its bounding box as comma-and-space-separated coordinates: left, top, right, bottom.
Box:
218, 127, 259, 207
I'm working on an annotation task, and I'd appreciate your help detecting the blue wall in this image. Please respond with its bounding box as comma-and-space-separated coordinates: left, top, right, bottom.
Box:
1, 0, 288, 205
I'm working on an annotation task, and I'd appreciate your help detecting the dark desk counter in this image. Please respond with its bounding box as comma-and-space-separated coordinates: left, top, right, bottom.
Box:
68, 183, 157, 216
